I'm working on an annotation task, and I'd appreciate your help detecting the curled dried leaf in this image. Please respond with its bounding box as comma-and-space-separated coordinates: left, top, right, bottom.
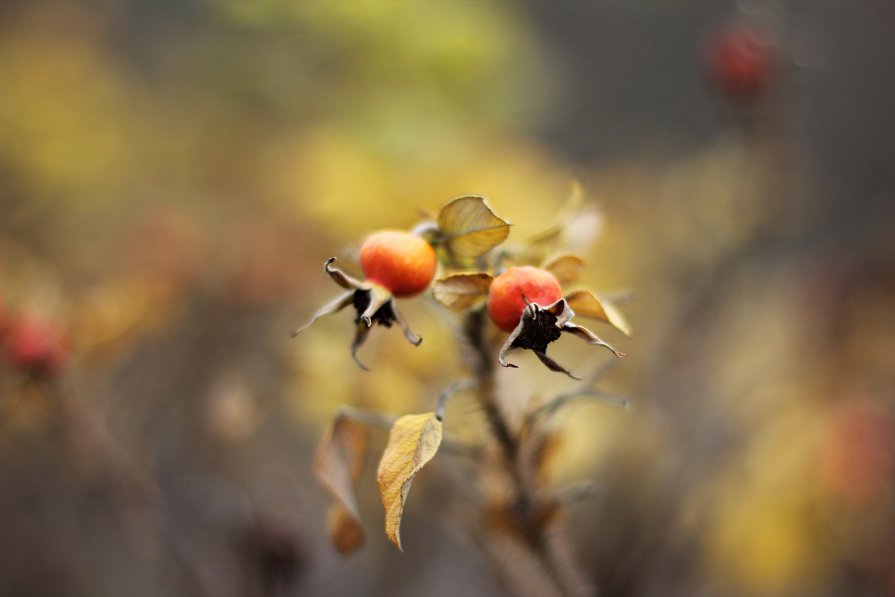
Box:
376, 412, 443, 551
437, 196, 510, 259
565, 289, 632, 337
314, 414, 369, 555
543, 254, 586, 285
432, 273, 494, 311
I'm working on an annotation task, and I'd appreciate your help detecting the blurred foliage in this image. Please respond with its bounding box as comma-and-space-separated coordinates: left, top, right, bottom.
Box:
1, 0, 894, 596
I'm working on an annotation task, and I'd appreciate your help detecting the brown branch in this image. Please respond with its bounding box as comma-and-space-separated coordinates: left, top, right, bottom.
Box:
462, 309, 593, 597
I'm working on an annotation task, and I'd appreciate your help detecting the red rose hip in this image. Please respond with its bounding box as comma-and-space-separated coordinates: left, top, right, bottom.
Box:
359, 230, 437, 298
705, 23, 775, 103
6, 314, 69, 376
487, 266, 563, 333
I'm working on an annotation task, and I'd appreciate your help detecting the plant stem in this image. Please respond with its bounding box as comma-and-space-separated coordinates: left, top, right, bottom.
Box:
463, 309, 593, 597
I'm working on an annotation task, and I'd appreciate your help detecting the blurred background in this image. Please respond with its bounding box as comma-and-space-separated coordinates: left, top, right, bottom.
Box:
2, 0, 894, 595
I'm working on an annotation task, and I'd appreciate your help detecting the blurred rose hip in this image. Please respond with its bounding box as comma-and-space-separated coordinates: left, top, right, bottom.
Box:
6, 314, 69, 376
705, 23, 776, 103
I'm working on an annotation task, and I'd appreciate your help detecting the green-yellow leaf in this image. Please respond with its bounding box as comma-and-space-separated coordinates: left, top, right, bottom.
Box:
432, 272, 494, 310
437, 196, 510, 258
565, 289, 632, 337
314, 414, 369, 555
543, 254, 586, 285
376, 412, 443, 551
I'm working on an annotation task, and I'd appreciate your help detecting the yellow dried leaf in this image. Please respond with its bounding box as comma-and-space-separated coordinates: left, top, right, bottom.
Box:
565, 289, 632, 337
376, 412, 443, 550
432, 272, 494, 310
437, 196, 510, 258
314, 414, 369, 554
327, 502, 365, 555
543, 254, 586, 285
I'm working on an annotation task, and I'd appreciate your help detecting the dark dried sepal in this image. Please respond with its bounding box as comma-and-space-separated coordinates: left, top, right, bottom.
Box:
561, 321, 626, 359
533, 350, 581, 380
348, 288, 423, 370
498, 298, 625, 377
357, 285, 391, 327
350, 322, 372, 371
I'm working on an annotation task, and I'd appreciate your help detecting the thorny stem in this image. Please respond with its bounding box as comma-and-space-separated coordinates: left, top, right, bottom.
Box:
462, 309, 593, 597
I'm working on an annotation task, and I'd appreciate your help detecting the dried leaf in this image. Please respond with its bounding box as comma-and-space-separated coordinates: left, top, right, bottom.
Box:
565, 289, 632, 337
376, 412, 443, 550
327, 503, 365, 555
543, 254, 586, 285
437, 196, 510, 258
432, 273, 494, 310
314, 414, 369, 554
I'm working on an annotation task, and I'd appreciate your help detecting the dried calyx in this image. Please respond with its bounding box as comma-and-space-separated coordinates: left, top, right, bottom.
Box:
498, 296, 625, 380
292, 258, 422, 371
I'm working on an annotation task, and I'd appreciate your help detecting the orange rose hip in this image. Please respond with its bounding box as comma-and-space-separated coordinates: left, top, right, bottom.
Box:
359, 230, 437, 298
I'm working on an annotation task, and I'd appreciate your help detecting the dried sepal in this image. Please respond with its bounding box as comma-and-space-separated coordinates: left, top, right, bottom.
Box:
323, 257, 367, 290
390, 302, 422, 346
432, 272, 494, 311
358, 285, 391, 327
437, 196, 511, 259
498, 298, 625, 378
533, 349, 581, 380
561, 321, 626, 359
348, 288, 422, 369
543, 254, 586, 285
291, 291, 354, 337
350, 322, 372, 371
565, 289, 632, 337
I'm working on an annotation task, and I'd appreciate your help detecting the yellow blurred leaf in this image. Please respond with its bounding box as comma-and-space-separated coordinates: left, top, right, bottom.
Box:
565, 289, 632, 337
543, 254, 585, 285
432, 272, 494, 310
327, 502, 365, 556
437, 196, 510, 258
314, 413, 369, 555
376, 412, 443, 551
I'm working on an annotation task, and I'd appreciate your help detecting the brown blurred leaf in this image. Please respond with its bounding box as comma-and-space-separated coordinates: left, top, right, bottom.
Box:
565, 289, 632, 337
437, 196, 510, 259
543, 254, 585, 285
432, 273, 494, 310
376, 412, 443, 551
314, 414, 369, 555
327, 503, 365, 555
